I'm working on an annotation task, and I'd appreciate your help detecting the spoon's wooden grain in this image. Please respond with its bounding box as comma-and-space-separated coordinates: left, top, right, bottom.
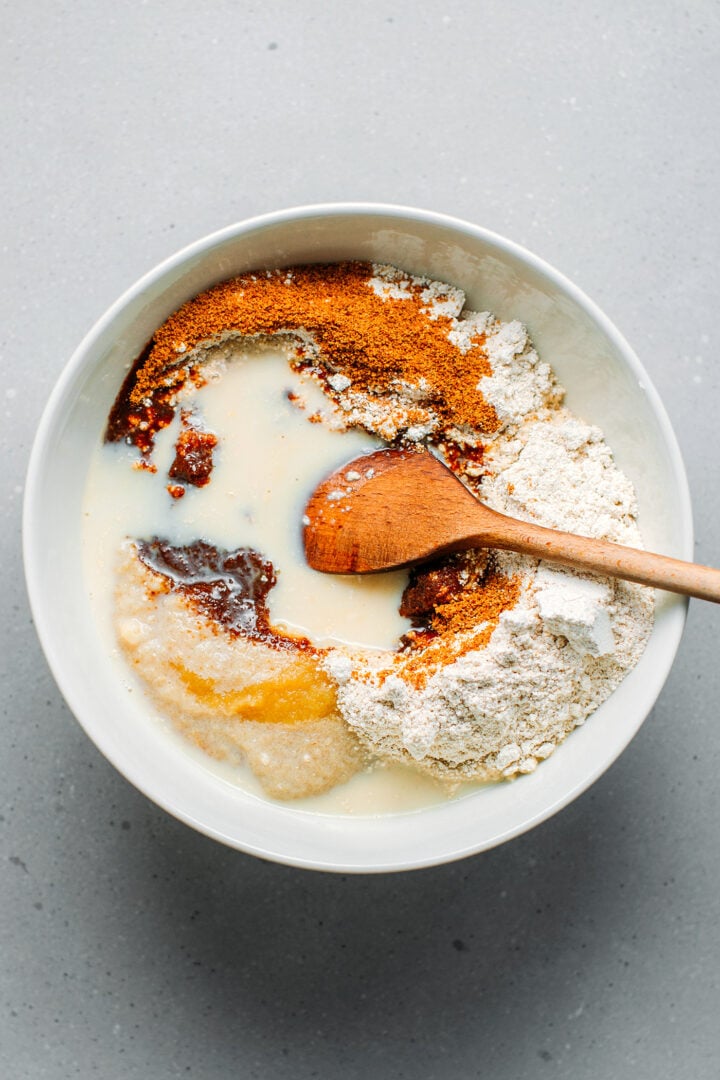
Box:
303, 448, 720, 602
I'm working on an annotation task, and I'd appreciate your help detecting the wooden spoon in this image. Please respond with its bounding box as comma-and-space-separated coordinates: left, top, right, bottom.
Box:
303, 447, 720, 602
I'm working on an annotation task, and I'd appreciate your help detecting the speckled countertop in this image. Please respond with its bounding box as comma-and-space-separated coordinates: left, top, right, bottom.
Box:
2, 3, 720, 1077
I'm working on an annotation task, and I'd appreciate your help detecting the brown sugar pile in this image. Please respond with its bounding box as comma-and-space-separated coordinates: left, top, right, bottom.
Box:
166, 410, 218, 497
105, 262, 498, 452
431, 570, 522, 637
397, 557, 522, 687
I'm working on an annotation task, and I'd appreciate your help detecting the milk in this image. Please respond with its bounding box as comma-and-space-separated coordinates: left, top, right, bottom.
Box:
81, 341, 478, 813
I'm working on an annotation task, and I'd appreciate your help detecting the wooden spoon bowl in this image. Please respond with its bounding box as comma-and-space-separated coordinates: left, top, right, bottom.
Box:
303, 448, 720, 603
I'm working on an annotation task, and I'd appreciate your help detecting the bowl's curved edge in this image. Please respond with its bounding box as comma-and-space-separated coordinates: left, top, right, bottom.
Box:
22, 203, 693, 873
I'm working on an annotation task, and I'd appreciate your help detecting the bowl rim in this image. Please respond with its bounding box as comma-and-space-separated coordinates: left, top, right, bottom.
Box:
23, 202, 693, 872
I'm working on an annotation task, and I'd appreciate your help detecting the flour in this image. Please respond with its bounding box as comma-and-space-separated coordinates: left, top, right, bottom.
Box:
534, 569, 614, 658
330, 557, 652, 785
321, 269, 655, 782
482, 417, 640, 544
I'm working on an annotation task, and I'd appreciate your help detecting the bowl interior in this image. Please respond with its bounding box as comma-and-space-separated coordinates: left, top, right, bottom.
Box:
24, 206, 690, 871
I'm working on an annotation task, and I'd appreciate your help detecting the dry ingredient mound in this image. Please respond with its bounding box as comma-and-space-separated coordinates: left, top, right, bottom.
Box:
106, 261, 654, 793
106, 261, 558, 453
327, 404, 655, 782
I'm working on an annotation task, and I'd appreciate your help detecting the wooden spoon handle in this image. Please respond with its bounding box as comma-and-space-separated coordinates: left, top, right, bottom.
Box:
480, 513, 718, 602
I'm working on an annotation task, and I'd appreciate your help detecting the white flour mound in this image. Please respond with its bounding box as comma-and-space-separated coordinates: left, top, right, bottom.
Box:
322, 269, 655, 782
328, 562, 652, 782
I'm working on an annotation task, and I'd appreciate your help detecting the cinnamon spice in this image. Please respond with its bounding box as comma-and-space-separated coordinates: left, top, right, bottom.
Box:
106, 262, 498, 452
431, 570, 521, 637
397, 566, 522, 688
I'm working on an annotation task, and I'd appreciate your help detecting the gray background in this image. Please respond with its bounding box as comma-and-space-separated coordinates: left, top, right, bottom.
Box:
2, 2, 719, 1077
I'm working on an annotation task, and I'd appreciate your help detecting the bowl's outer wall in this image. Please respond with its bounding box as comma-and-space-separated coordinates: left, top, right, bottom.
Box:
24, 206, 691, 871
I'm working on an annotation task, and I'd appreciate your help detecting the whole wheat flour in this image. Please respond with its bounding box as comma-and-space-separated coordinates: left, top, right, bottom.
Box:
319, 277, 654, 782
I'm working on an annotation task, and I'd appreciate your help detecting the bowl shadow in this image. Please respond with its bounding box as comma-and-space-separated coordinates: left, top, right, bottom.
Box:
90, 752, 663, 1077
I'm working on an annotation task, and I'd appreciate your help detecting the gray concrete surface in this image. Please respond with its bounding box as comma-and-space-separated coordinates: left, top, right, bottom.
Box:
2, 2, 720, 1077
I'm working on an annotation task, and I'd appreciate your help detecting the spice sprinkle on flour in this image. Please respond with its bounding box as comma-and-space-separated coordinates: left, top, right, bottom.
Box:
83, 262, 654, 803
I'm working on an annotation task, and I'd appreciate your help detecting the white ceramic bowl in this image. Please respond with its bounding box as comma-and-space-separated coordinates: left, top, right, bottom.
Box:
23, 204, 691, 872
